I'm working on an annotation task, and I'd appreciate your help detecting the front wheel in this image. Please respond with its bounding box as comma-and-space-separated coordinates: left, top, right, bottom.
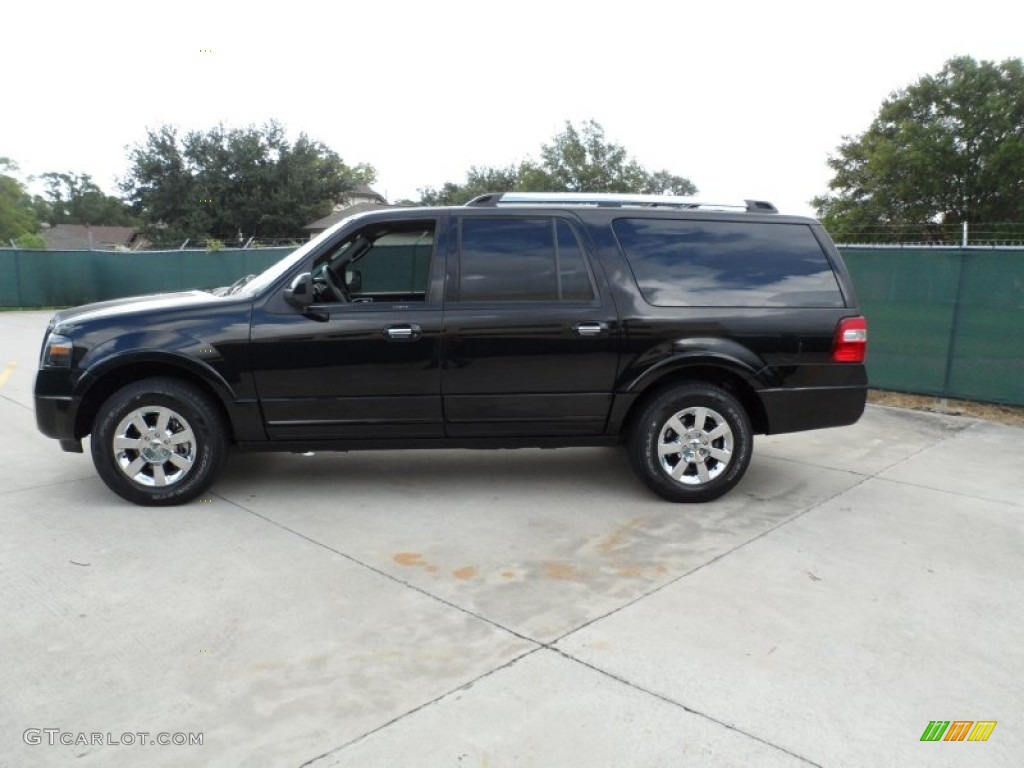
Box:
629, 383, 753, 502
91, 377, 227, 506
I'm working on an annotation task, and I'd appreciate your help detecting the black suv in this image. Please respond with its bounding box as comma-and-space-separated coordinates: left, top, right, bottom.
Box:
34, 192, 867, 506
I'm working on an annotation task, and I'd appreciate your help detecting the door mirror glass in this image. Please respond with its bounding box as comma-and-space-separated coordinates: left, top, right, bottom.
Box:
284, 272, 314, 309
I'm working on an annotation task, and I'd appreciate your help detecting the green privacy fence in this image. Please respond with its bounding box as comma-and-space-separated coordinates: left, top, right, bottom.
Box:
0, 248, 294, 308
842, 247, 1024, 406
3, 245, 1022, 405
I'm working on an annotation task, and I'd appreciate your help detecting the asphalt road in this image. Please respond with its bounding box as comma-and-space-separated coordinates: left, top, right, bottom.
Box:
1, 310, 1021, 767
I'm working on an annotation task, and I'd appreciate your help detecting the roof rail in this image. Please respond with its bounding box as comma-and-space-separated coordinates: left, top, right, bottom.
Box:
465, 192, 778, 213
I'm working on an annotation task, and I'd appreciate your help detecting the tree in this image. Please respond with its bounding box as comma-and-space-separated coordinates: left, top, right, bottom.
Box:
418, 119, 696, 204
419, 165, 520, 206
13, 232, 46, 249
121, 121, 375, 244
34, 172, 136, 227
521, 120, 697, 195
814, 56, 1024, 241
0, 158, 40, 243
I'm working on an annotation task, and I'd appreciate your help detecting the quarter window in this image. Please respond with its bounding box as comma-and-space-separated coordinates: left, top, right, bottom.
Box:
612, 219, 844, 307
458, 218, 595, 302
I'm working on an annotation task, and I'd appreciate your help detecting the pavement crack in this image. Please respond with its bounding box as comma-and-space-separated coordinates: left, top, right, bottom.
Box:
550, 418, 975, 646
554, 650, 824, 767
549, 472, 876, 646
871, 426, 960, 471
871, 475, 1023, 508
218, 495, 543, 648
295, 648, 543, 767
852, 423, 1023, 506
0, 392, 32, 411
0, 473, 96, 498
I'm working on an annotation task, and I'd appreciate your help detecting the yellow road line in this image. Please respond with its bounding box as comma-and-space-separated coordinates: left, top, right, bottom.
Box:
0, 362, 17, 388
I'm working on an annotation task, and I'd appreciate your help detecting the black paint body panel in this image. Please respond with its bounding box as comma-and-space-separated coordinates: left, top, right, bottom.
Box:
34, 204, 868, 455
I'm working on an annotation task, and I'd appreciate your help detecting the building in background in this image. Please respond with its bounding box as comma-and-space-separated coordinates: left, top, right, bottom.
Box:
40, 224, 145, 250
303, 184, 393, 238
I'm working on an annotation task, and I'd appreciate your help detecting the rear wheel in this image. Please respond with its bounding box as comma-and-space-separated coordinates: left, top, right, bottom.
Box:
629, 383, 753, 502
91, 377, 227, 506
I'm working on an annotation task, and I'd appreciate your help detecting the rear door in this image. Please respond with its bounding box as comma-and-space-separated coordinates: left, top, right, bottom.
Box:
441, 213, 620, 437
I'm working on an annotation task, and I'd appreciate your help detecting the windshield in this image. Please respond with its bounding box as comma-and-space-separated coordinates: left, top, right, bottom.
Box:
231, 215, 358, 297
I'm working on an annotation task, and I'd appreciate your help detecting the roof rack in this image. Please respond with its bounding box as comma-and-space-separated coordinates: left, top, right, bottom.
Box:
465, 192, 778, 214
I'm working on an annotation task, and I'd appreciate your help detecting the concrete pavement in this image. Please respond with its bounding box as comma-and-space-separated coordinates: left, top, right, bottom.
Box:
1, 310, 1021, 767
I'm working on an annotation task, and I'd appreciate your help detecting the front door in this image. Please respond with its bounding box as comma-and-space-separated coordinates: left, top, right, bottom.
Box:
251, 218, 444, 441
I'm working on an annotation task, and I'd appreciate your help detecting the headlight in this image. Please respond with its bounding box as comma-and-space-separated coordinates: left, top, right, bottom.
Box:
42, 334, 74, 367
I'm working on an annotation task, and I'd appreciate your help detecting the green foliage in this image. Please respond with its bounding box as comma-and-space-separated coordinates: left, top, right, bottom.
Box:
0, 157, 40, 243
523, 120, 697, 195
204, 237, 225, 252
34, 172, 136, 227
419, 166, 520, 206
418, 120, 696, 204
121, 121, 376, 243
815, 56, 1024, 242
13, 232, 46, 249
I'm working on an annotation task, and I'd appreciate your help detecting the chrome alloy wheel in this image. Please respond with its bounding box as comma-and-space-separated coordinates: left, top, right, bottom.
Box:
657, 406, 734, 485
112, 406, 197, 487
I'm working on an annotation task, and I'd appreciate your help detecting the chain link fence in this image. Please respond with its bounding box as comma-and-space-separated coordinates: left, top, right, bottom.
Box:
831, 222, 1024, 247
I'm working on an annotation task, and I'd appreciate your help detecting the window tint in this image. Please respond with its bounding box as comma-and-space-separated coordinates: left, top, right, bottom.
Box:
459, 218, 595, 302
557, 221, 595, 301
347, 232, 432, 298
612, 219, 843, 307
312, 223, 434, 303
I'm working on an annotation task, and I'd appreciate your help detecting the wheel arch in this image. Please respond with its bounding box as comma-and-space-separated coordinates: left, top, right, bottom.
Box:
74, 358, 235, 442
619, 362, 770, 437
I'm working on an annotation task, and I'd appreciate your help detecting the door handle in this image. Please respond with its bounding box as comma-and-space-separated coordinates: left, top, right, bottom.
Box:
385, 324, 422, 340
573, 322, 607, 337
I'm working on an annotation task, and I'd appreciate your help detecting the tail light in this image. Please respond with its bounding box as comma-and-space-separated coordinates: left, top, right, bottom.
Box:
831, 316, 867, 362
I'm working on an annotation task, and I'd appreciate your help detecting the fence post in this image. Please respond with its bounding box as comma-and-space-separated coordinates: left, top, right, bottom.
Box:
940, 248, 968, 403
962, 222, 968, 248
14, 250, 23, 308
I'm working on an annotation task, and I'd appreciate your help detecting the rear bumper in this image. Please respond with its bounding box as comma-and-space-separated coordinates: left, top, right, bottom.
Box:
759, 385, 867, 435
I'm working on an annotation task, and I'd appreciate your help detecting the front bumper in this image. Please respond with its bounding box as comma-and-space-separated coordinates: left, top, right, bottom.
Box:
35, 394, 78, 442
35, 365, 84, 451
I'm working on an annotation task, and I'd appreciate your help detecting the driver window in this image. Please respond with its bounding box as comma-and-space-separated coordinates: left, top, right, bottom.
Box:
312, 222, 435, 304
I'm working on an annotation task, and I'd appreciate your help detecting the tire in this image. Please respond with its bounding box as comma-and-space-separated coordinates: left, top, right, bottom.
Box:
90, 377, 228, 506
628, 382, 753, 503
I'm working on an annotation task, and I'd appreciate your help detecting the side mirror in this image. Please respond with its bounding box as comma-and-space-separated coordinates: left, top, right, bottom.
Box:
284, 273, 314, 309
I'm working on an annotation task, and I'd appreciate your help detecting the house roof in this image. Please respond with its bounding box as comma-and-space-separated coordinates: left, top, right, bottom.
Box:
303, 203, 398, 232
41, 224, 140, 250
351, 183, 386, 202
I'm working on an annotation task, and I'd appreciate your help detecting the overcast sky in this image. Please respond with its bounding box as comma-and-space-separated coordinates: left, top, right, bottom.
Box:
3, 0, 1021, 217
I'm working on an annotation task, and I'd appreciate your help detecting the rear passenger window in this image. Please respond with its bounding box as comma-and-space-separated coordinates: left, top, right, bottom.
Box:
612, 219, 844, 307
459, 218, 595, 302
